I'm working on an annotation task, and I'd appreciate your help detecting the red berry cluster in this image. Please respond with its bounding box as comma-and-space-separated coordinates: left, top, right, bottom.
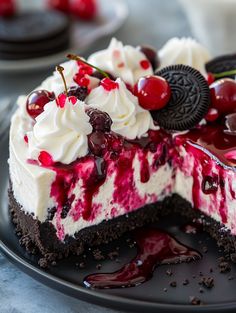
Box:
0, 0, 97, 20
48, 0, 98, 20
73, 60, 93, 88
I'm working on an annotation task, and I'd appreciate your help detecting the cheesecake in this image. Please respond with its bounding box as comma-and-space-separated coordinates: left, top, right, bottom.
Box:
9, 37, 236, 264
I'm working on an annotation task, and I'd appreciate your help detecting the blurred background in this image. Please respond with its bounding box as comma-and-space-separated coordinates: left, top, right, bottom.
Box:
1, 0, 235, 97
0, 0, 195, 98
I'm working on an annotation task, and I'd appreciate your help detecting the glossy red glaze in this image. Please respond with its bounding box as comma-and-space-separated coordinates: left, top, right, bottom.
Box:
180, 124, 236, 167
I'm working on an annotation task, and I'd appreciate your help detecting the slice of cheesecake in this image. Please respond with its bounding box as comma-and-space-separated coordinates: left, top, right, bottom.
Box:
9, 38, 236, 264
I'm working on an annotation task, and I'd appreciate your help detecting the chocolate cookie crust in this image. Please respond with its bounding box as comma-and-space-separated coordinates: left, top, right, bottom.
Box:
8, 183, 236, 265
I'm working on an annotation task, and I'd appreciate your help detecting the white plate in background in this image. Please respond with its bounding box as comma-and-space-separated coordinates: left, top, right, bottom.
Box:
0, 0, 128, 72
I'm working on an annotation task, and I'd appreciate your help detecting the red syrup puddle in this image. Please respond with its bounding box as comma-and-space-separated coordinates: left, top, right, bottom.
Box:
84, 228, 201, 289
179, 124, 236, 168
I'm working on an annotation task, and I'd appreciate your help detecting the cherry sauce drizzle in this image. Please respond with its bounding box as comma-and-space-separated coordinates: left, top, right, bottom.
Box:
84, 228, 201, 289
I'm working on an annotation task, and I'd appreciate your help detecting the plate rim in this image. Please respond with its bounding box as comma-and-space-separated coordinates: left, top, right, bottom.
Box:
1, 235, 236, 313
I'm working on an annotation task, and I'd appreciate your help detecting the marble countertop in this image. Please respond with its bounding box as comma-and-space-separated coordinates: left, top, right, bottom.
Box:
0, 1, 190, 312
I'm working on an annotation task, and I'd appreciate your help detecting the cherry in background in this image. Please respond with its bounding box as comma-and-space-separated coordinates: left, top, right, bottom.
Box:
70, 0, 97, 20
0, 0, 15, 17
48, 0, 70, 12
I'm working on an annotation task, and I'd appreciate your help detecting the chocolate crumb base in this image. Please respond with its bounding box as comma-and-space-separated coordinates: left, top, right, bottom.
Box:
8, 184, 236, 267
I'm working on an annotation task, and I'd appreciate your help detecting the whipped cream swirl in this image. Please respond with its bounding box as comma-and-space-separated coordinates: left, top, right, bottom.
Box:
27, 98, 92, 164
88, 38, 153, 86
159, 37, 211, 76
86, 78, 157, 139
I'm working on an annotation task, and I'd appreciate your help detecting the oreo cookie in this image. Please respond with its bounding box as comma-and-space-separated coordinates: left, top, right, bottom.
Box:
0, 11, 70, 60
206, 54, 236, 79
153, 65, 210, 131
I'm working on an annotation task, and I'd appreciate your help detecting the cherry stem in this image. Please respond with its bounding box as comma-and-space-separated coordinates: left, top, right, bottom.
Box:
67, 54, 109, 78
56, 65, 68, 96
213, 69, 236, 79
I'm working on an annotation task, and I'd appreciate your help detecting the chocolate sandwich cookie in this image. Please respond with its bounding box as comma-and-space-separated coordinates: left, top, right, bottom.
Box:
206, 54, 236, 79
153, 65, 210, 131
0, 11, 71, 60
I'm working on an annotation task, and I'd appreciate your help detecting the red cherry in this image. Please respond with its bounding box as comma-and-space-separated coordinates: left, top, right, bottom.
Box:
134, 75, 171, 111
26, 90, 55, 119
0, 0, 15, 17
48, 0, 69, 12
210, 78, 236, 117
70, 0, 97, 20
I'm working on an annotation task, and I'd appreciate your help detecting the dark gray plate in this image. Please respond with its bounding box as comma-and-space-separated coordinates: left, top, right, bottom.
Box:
1, 134, 236, 313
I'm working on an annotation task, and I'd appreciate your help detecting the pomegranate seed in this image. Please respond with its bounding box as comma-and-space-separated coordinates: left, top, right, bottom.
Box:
100, 78, 119, 91
38, 151, 54, 167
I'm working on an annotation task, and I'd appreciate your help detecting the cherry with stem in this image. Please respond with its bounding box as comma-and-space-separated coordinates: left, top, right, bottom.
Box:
56, 65, 68, 96
67, 54, 109, 79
